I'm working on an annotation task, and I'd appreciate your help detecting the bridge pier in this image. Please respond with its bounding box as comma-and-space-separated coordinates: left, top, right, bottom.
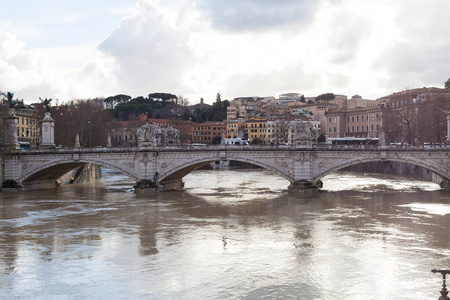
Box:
288, 180, 321, 191
432, 174, 450, 190
133, 178, 184, 191
159, 179, 184, 191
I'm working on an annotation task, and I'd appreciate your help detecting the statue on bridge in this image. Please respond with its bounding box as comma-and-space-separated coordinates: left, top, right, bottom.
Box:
1, 91, 17, 109
39, 97, 52, 113
137, 122, 180, 148
137, 122, 159, 147
161, 125, 180, 145
292, 121, 319, 146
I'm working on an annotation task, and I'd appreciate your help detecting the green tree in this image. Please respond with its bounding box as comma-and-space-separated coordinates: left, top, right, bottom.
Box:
315, 93, 335, 103
317, 133, 326, 143
445, 78, 450, 89
251, 137, 264, 145
103, 94, 131, 109
212, 135, 222, 144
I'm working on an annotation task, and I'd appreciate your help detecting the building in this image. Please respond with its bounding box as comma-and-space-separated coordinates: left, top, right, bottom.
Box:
191, 121, 226, 144
227, 105, 238, 120
279, 93, 303, 101
304, 103, 339, 133
16, 109, 39, 149
109, 120, 145, 147
325, 107, 383, 141
377, 87, 450, 144
226, 119, 245, 139
346, 95, 381, 109
267, 119, 290, 144
245, 117, 268, 143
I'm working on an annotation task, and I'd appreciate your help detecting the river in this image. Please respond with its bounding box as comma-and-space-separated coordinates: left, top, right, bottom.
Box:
1, 167, 449, 299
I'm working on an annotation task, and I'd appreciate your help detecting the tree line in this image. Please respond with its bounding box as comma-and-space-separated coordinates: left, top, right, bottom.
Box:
105, 92, 230, 123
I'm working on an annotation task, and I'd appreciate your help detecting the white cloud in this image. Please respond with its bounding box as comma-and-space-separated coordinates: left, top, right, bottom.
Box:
2, 0, 450, 104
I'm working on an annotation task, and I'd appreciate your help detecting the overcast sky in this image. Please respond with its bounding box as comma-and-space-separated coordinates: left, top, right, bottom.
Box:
1, 0, 449, 104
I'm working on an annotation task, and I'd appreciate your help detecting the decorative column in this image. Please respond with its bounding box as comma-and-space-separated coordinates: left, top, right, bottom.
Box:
74, 133, 81, 148
40, 112, 55, 149
107, 134, 112, 148
2, 109, 20, 150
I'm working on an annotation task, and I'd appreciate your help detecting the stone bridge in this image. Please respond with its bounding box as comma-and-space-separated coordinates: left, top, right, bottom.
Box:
1, 146, 450, 191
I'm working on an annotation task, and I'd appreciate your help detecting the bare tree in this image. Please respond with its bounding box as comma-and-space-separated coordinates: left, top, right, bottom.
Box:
52, 99, 114, 147
273, 119, 290, 144
177, 96, 190, 106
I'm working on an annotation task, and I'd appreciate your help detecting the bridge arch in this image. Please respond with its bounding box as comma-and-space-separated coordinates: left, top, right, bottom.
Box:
157, 156, 293, 184
18, 158, 137, 185
313, 157, 450, 186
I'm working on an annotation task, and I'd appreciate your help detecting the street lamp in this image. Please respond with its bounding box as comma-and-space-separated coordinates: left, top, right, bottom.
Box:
431, 269, 450, 300
88, 120, 91, 147
69, 109, 72, 148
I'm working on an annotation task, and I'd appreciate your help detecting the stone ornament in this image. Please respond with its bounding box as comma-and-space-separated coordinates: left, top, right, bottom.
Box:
137, 122, 180, 148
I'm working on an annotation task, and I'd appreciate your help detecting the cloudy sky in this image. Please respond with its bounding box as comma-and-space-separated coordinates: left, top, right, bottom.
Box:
1, 0, 449, 104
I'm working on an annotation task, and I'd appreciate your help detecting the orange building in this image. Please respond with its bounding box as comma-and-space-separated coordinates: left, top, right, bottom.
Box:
245, 117, 268, 143
226, 119, 245, 139
191, 121, 226, 144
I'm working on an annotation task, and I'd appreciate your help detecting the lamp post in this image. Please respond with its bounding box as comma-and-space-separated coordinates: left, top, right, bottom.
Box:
69, 109, 72, 148
446, 112, 450, 144
431, 269, 450, 300
88, 120, 91, 148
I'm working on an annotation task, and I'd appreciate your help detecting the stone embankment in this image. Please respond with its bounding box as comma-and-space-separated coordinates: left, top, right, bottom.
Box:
344, 161, 448, 188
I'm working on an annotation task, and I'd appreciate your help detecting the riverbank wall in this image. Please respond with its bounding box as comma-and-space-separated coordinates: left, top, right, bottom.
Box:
344, 161, 448, 188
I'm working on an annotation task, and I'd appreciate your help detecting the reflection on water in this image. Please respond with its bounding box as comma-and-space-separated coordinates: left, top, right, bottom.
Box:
0, 168, 449, 299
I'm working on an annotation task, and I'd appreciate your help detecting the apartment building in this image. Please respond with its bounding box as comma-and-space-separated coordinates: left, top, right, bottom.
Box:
304, 103, 339, 132
191, 121, 226, 144
325, 107, 383, 140
346, 95, 381, 109
245, 117, 268, 143
227, 105, 238, 120
267, 120, 289, 144
226, 119, 245, 139
16, 109, 39, 149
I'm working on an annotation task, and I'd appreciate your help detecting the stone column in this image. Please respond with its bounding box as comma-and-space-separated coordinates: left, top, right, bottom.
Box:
107, 134, 112, 148
40, 112, 55, 149
2, 109, 20, 150
74, 133, 81, 148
